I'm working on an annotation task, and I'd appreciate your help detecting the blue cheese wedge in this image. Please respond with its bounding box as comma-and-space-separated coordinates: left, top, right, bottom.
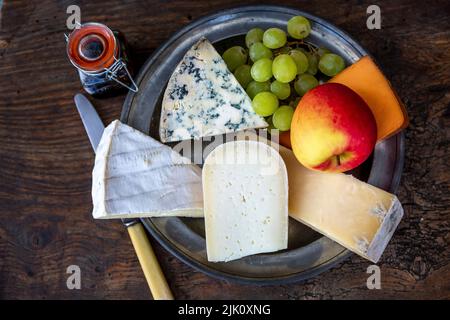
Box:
92, 120, 203, 219
160, 38, 268, 143
203, 140, 288, 262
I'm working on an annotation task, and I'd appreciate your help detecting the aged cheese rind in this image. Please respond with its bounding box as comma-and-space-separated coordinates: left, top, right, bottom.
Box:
235, 131, 403, 263
92, 120, 203, 219
160, 38, 267, 143
366, 198, 403, 261
203, 140, 288, 262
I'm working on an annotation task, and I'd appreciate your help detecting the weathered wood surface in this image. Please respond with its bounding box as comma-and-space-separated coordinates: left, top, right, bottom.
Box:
0, 0, 449, 299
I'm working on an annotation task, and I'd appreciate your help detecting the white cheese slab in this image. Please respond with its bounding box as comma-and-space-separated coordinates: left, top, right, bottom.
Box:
203, 140, 289, 262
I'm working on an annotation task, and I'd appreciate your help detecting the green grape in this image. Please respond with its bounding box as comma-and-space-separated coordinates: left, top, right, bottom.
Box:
305, 51, 319, 75
234, 65, 252, 88
245, 28, 264, 48
270, 80, 291, 100
318, 53, 346, 76
272, 105, 294, 131
294, 74, 319, 96
246, 80, 270, 99
249, 42, 272, 62
222, 46, 248, 72
266, 116, 280, 134
272, 54, 297, 83
250, 58, 273, 82
252, 92, 279, 116
289, 49, 309, 74
287, 16, 311, 39
263, 28, 287, 49
317, 47, 331, 57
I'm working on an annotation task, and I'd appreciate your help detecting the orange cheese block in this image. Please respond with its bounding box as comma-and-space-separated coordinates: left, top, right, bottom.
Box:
329, 56, 408, 141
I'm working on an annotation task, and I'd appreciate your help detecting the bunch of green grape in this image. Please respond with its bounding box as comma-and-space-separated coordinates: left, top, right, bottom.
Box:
222, 15, 346, 131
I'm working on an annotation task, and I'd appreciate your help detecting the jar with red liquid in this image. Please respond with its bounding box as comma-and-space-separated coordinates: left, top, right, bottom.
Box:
66, 22, 137, 97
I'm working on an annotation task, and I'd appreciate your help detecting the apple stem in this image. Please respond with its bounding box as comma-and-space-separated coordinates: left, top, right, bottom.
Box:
336, 155, 341, 166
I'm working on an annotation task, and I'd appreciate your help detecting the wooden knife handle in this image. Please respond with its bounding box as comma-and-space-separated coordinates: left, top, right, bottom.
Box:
127, 223, 174, 300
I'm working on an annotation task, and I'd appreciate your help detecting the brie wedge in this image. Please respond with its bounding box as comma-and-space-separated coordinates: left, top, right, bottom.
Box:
160, 38, 268, 143
92, 120, 203, 219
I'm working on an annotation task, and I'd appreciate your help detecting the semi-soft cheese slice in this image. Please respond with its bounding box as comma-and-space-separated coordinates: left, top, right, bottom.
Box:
160, 37, 268, 143
92, 120, 203, 219
236, 131, 404, 263
329, 56, 409, 141
203, 141, 288, 262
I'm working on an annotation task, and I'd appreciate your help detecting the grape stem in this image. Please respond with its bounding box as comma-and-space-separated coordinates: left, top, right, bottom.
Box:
286, 40, 304, 47
273, 40, 319, 57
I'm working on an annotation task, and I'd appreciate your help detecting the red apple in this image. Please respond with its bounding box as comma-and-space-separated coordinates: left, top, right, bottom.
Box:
290, 83, 377, 172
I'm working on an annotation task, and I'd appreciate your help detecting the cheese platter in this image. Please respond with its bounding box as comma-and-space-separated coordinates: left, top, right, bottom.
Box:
107, 5, 406, 284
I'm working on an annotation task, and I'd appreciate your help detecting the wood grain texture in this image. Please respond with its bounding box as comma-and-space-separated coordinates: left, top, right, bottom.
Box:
0, 0, 449, 299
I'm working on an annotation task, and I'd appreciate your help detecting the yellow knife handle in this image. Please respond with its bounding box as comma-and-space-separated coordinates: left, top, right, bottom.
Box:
127, 223, 174, 300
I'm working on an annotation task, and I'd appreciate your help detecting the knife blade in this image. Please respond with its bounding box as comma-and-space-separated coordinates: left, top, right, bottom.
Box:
74, 93, 174, 300
74, 94, 105, 151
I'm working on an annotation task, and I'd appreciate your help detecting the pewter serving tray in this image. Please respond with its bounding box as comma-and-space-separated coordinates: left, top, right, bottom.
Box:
121, 5, 404, 284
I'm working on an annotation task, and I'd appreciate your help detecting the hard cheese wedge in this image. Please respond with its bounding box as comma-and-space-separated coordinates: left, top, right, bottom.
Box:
92, 120, 203, 219
160, 37, 267, 143
203, 141, 288, 262
237, 132, 404, 263
329, 56, 408, 141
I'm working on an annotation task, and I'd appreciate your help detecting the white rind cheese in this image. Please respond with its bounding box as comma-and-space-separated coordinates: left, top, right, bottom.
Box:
203, 140, 288, 262
160, 38, 267, 143
236, 131, 404, 263
92, 120, 203, 219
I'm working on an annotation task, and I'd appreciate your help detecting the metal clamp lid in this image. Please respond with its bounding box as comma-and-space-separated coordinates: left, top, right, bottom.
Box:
104, 57, 138, 93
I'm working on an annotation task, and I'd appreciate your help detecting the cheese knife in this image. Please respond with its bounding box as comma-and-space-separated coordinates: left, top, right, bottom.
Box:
74, 93, 174, 300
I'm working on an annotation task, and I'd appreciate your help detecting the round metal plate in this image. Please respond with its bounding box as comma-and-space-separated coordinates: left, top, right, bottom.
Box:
121, 5, 405, 284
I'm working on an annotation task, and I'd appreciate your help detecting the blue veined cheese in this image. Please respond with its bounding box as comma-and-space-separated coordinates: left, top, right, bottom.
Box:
160, 38, 268, 143
92, 120, 203, 219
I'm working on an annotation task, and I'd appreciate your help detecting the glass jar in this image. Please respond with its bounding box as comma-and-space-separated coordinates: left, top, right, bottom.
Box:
66, 22, 137, 98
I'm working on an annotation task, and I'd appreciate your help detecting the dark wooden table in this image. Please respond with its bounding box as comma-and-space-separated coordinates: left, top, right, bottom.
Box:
0, 0, 449, 300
